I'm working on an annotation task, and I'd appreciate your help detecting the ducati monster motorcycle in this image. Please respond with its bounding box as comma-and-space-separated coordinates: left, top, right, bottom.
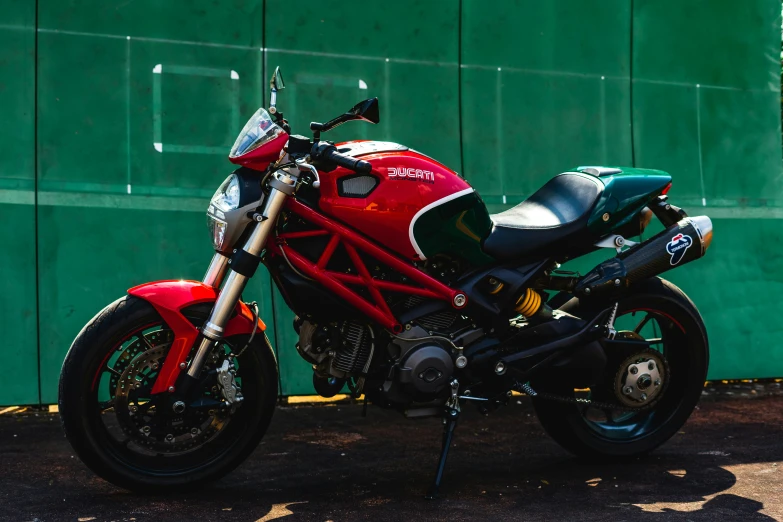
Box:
60, 67, 713, 497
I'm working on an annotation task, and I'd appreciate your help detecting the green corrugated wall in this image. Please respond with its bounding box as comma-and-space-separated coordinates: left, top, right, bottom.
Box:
0, 0, 780, 403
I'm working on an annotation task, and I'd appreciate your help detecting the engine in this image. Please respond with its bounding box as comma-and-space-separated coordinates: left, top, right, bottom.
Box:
380, 330, 455, 404
297, 319, 375, 379
296, 316, 463, 406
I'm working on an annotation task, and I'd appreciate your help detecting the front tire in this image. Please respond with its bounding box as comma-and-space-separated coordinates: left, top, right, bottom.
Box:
59, 295, 278, 492
532, 277, 709, 459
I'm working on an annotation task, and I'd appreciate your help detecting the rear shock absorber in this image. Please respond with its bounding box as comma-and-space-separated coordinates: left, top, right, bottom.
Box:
515, 288, 541, 316
514, 288, 552, 320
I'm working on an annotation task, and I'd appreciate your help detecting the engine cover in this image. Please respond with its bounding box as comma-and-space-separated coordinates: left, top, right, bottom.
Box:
396, 343, 454, 396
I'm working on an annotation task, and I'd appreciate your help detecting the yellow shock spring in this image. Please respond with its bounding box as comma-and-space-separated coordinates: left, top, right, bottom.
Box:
514, 288, 542, 317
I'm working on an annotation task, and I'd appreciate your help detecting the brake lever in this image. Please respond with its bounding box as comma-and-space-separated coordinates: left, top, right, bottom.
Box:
295, 158, 321, 188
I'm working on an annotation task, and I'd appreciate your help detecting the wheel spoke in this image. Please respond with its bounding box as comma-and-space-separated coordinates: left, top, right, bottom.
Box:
634, 313, 652, 334
106, 366, 121, 377
137, 332, 155, 351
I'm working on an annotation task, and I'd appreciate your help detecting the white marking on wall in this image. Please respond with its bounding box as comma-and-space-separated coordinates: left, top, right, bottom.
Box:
153, 64, 162, 74
409, 188, 475, 260
127, 184, 132, 194
358, 79, 368, 90
154, 142, 163, 152
695, 84, 707, 208
230, 70, 239, 80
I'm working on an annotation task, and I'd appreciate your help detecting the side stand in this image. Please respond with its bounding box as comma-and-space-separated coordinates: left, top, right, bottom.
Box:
425, 379, 461, 500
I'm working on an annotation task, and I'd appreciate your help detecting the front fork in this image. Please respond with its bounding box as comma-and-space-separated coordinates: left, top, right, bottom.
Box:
186, 168, 297, 381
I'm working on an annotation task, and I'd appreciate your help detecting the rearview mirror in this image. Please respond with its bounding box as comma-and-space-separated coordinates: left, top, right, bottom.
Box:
347, 98, 379, 124
269, 66, 284, 112
310, 98, 380, 134
270, 66, 285, 91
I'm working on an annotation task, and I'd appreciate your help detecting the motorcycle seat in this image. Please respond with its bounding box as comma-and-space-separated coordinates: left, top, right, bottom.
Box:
482, 173, 603, 261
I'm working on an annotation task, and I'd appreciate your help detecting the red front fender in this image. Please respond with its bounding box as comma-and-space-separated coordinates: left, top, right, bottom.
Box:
128, 280, 266, 394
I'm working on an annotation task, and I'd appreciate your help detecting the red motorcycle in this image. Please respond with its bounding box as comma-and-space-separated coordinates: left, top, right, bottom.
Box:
59, 67, 713, 497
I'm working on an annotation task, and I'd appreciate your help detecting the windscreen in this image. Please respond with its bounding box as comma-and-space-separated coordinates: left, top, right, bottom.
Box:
229, 108, 284, 158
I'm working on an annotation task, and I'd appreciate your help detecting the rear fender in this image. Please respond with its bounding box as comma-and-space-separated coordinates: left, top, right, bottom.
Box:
128, 280, 266, 394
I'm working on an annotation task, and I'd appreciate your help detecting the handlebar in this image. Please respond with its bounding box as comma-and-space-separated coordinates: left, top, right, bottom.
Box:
311, 142, 372, 174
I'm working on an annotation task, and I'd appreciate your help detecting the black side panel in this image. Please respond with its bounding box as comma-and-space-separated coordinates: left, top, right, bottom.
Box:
457, 260, 548, 325
267, 259, 358, 322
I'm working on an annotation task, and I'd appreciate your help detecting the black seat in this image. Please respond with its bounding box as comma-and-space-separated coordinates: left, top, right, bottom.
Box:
482, 173, 603, 262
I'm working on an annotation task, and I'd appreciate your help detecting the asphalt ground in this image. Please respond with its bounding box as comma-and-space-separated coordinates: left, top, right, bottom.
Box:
1, 391, 782, 521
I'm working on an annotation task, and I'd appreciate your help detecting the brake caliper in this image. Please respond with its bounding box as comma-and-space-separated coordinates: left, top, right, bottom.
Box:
216, 359, 243, 405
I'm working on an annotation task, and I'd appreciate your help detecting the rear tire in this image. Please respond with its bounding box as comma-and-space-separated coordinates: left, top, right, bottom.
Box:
532, 277, 708, 459
59, 295, 278, 492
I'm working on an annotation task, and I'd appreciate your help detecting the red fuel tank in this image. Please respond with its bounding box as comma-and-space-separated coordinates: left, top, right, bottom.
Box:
318, 141, 492, 264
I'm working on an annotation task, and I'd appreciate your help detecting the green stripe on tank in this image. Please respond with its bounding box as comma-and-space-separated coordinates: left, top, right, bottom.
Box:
412, 191, 494, 265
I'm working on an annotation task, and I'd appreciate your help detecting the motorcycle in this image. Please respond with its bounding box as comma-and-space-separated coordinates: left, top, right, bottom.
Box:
59, 67, 713, 498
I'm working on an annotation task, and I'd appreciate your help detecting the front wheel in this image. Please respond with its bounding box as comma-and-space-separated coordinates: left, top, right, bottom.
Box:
58, 295, 278, 492
532, 277, 709, 459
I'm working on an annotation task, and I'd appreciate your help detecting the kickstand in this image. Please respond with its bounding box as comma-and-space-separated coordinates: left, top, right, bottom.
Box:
425, 379, 461, 500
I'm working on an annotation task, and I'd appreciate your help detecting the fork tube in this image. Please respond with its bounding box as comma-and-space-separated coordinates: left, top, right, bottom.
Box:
187, 171, 296, 378
202, 253, 229, 288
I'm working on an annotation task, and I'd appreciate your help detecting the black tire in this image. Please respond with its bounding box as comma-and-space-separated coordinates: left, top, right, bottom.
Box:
58, 295, 278, 492
532, 277, 709, 459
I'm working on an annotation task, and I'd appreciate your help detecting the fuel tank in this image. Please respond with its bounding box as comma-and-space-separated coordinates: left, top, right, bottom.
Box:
318, 141, 493, 265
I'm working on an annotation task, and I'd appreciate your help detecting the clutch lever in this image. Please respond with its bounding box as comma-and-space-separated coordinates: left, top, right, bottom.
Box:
295, 158, 321, 188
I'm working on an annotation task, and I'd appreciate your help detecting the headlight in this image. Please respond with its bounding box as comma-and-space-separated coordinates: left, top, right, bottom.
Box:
206, 171, 264, 253
207, 174, 241, 251
207, 216, 228, 251
211, 174, 241, 212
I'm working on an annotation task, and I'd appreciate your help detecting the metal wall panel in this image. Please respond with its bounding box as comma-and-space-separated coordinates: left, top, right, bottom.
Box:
1, 0, 781, 404
631, 0, 783, 379
265, 0, 461, 394
0, 0, 39, 404
460, 0, 633, 212
35, 1, 274, 403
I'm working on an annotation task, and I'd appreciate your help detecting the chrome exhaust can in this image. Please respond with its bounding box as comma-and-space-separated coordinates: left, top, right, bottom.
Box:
575, 216, 713, 297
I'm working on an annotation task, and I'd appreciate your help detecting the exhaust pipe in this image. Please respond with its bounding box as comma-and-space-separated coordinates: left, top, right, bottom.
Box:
575, 216, 713, 297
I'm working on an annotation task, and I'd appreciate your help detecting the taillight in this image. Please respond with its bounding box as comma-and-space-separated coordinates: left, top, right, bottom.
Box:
661, 182, 672, 195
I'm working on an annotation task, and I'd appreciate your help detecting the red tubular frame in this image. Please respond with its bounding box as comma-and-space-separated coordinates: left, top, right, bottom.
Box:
270, 199, 465, 332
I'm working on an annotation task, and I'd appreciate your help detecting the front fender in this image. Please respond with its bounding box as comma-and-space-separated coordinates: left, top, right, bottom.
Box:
128, 280, 266, 394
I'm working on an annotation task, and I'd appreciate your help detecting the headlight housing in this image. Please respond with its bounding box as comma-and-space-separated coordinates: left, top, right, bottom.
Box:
206, 172, 264, 252
211, 174, 241, 213
207, 216, 228, 251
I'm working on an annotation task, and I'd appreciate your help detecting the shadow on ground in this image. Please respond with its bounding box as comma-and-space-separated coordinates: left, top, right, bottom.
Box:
1, 395, 781, 521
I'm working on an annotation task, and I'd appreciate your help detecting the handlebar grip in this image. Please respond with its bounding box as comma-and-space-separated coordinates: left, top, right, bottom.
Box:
318, 145, 373, 174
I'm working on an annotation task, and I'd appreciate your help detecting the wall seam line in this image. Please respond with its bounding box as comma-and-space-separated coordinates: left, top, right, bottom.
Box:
457, 0, 465, 177
34, 0, 42, 405
629, 0, 636, 167
260, 0, 283, 399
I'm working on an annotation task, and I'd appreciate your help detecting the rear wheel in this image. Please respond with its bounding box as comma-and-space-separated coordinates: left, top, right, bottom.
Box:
59, 295, 278, 492
532, 277, 708, 459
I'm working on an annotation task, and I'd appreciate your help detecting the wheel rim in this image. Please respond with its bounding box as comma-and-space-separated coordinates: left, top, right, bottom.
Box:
88, 321, 258, 474
577, 307, 689, 441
